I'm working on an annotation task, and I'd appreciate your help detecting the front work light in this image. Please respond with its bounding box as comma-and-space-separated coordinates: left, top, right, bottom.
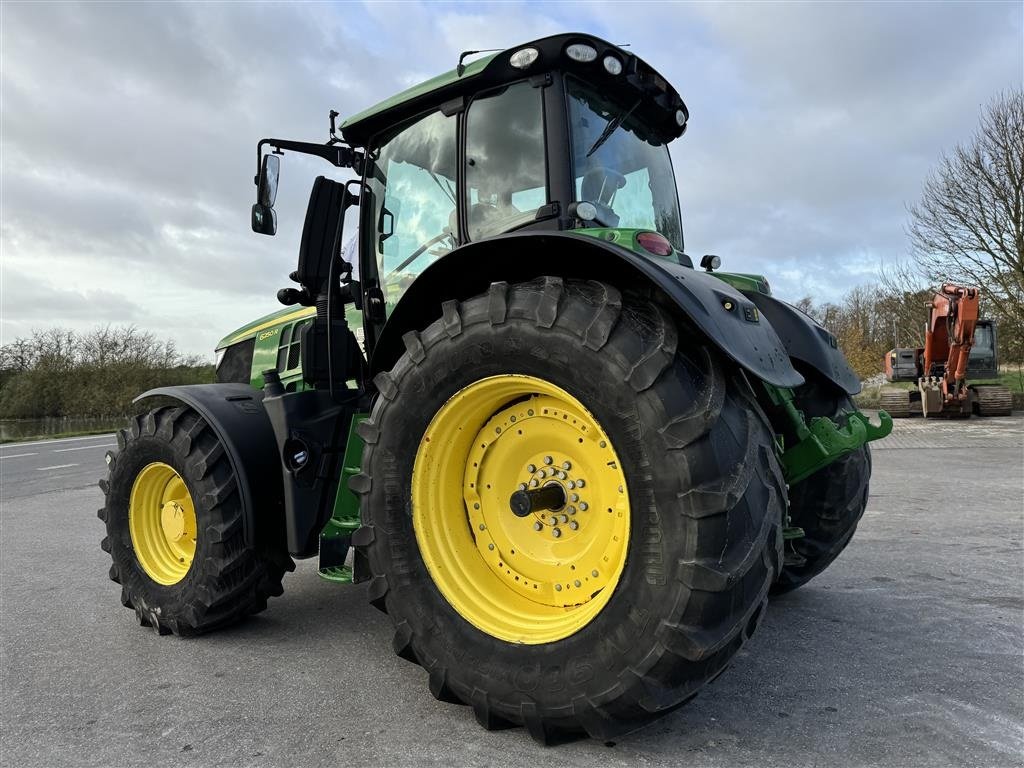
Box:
566, 43, 598, 63
602, 55, 623, 75
510, 47, 540, 70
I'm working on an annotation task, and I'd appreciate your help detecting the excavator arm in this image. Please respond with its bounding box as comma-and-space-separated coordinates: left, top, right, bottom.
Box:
923, 282, 980, 402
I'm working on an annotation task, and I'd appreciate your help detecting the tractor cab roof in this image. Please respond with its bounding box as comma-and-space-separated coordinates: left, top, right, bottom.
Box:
339, 33, 688, 147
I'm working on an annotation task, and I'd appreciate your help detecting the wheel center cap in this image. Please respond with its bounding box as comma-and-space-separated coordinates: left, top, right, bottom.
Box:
160, 501, 187, 542
509, 484, 566, 517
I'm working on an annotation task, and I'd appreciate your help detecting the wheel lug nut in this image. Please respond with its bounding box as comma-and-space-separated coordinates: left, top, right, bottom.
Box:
577, 480, 586, 488
562, 461, 571, 470
543, 455, 553, 465
570, 493, 579, 502
567, 480, 576, 490
533, 522, 542, 531
569, 521, 579, 531
552, 527, 561, 538
518, 483, 527, 491
591, 569, 598, 577
529, 479, 538, 488
599, 441, 607, 448
559, 514, 568, 524
526, 464, 536, 473
568, 506, 576, 514
574, 579, 581, 588
557, 471, 567, 480
579, 502, 588, 511
555, 584, 562, 591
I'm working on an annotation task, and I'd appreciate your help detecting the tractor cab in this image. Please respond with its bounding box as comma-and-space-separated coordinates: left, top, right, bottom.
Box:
250, 34, 690, 335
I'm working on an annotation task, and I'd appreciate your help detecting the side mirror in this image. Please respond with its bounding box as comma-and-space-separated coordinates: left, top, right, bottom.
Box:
251, 203, 277, 235
252, 154, 280, 235
258, 153, 280, 207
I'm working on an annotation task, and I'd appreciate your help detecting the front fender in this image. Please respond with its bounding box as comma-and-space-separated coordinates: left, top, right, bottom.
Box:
134, 383, 286, 551
370, 231, 805, 389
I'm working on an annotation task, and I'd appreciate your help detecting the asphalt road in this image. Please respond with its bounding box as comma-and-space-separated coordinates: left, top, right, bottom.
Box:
2, 417, 1022, 767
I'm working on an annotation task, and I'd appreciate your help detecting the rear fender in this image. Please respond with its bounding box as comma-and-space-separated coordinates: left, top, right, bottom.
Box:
370, 231, 805, 388
134, 384, 286, 552
743, 293, 862, 395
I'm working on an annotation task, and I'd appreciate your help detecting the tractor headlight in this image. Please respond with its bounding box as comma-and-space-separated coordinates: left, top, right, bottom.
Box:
602, 55, 623, 75
509, 47, 540, 70
566, 43, 597, 63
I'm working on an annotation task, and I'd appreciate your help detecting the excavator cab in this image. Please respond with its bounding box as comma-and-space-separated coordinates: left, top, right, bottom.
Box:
967, 319, 998, 380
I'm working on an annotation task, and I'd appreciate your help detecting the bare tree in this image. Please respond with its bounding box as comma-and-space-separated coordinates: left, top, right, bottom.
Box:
907, 90, 1024, 363
875, 260, 935, 349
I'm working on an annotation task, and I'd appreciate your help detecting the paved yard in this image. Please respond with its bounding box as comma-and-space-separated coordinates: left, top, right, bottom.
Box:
1, 416, 1022, 767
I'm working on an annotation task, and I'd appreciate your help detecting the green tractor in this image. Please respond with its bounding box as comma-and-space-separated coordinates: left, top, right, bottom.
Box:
99, 34, 891, 742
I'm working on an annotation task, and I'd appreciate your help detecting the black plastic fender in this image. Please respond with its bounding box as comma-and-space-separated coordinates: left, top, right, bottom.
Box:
369, 231, 806, 389
741, 292, 862, 395
134, 383, 286, 552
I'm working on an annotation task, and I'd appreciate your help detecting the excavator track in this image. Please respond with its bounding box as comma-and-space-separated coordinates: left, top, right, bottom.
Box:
879, 389, 913, 418
974, 385, 1013, 417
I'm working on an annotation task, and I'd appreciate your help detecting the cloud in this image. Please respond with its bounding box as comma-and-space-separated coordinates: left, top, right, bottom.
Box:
2, 1, 1021, 356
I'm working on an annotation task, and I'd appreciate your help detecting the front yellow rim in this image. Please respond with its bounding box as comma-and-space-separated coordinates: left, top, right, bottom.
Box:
412, 375, 630, 644
129, 462, 197, 586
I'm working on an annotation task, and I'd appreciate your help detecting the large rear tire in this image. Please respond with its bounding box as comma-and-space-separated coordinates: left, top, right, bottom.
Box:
353, 278, 785, 742
771, 372, 871, 595
99, 405, 292, 635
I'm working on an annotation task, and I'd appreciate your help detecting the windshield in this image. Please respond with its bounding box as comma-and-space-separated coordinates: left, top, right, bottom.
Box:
567, 77, 684, 249
971, 323, 994, 356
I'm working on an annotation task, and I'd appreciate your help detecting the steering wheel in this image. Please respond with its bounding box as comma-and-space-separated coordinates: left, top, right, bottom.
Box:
385, 229, 455, 281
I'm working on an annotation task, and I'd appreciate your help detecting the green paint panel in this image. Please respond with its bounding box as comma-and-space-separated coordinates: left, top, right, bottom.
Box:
216, 306, 315, 350
573, 227, 684, 264
323, 412, 367, 538
710, 271, 772, 296
763, 383, 893, 484
317, 413, 368, 584
572, 229, 771, 297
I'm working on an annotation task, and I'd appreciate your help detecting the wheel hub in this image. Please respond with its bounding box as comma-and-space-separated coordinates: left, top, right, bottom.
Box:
128, 462, 197, 585
160, 501, 188, 542
412, 374, 630, 643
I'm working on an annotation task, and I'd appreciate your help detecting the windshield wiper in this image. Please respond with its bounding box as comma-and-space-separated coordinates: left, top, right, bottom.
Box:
586, 99, 641, 158
427, 169, 457, 206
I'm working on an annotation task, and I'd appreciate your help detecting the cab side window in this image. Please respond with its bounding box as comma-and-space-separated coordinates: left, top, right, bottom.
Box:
465, 81, 547, 241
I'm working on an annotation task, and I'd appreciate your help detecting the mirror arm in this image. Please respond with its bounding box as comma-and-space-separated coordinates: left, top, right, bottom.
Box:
256, 138, 363, 185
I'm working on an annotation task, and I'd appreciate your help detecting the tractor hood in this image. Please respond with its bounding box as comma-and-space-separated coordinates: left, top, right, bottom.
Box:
216, 305, 314, 351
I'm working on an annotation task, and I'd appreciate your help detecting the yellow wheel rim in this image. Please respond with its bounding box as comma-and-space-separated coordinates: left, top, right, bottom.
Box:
129, 462, 197, 585
412, 375, 630, 644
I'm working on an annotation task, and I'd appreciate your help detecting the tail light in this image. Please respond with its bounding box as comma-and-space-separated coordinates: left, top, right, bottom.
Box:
636, 231, 674, 257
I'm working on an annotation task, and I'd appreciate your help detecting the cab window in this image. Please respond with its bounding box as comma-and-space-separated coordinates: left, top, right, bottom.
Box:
369, 110, 458, 313
465, 81, 547, 241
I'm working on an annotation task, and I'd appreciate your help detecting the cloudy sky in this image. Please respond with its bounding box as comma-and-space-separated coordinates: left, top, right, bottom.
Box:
2, 1, 1021, 358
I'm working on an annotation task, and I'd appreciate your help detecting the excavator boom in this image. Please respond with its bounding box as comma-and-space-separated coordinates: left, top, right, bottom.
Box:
923, 282, 980, 401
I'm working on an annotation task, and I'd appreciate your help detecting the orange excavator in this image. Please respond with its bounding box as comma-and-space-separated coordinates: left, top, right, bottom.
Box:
882, 282, 1012, 417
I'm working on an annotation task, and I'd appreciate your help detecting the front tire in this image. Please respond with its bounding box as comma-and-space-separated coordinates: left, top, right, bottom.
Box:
99, 405, 291, 635
353, 278, 785, 742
